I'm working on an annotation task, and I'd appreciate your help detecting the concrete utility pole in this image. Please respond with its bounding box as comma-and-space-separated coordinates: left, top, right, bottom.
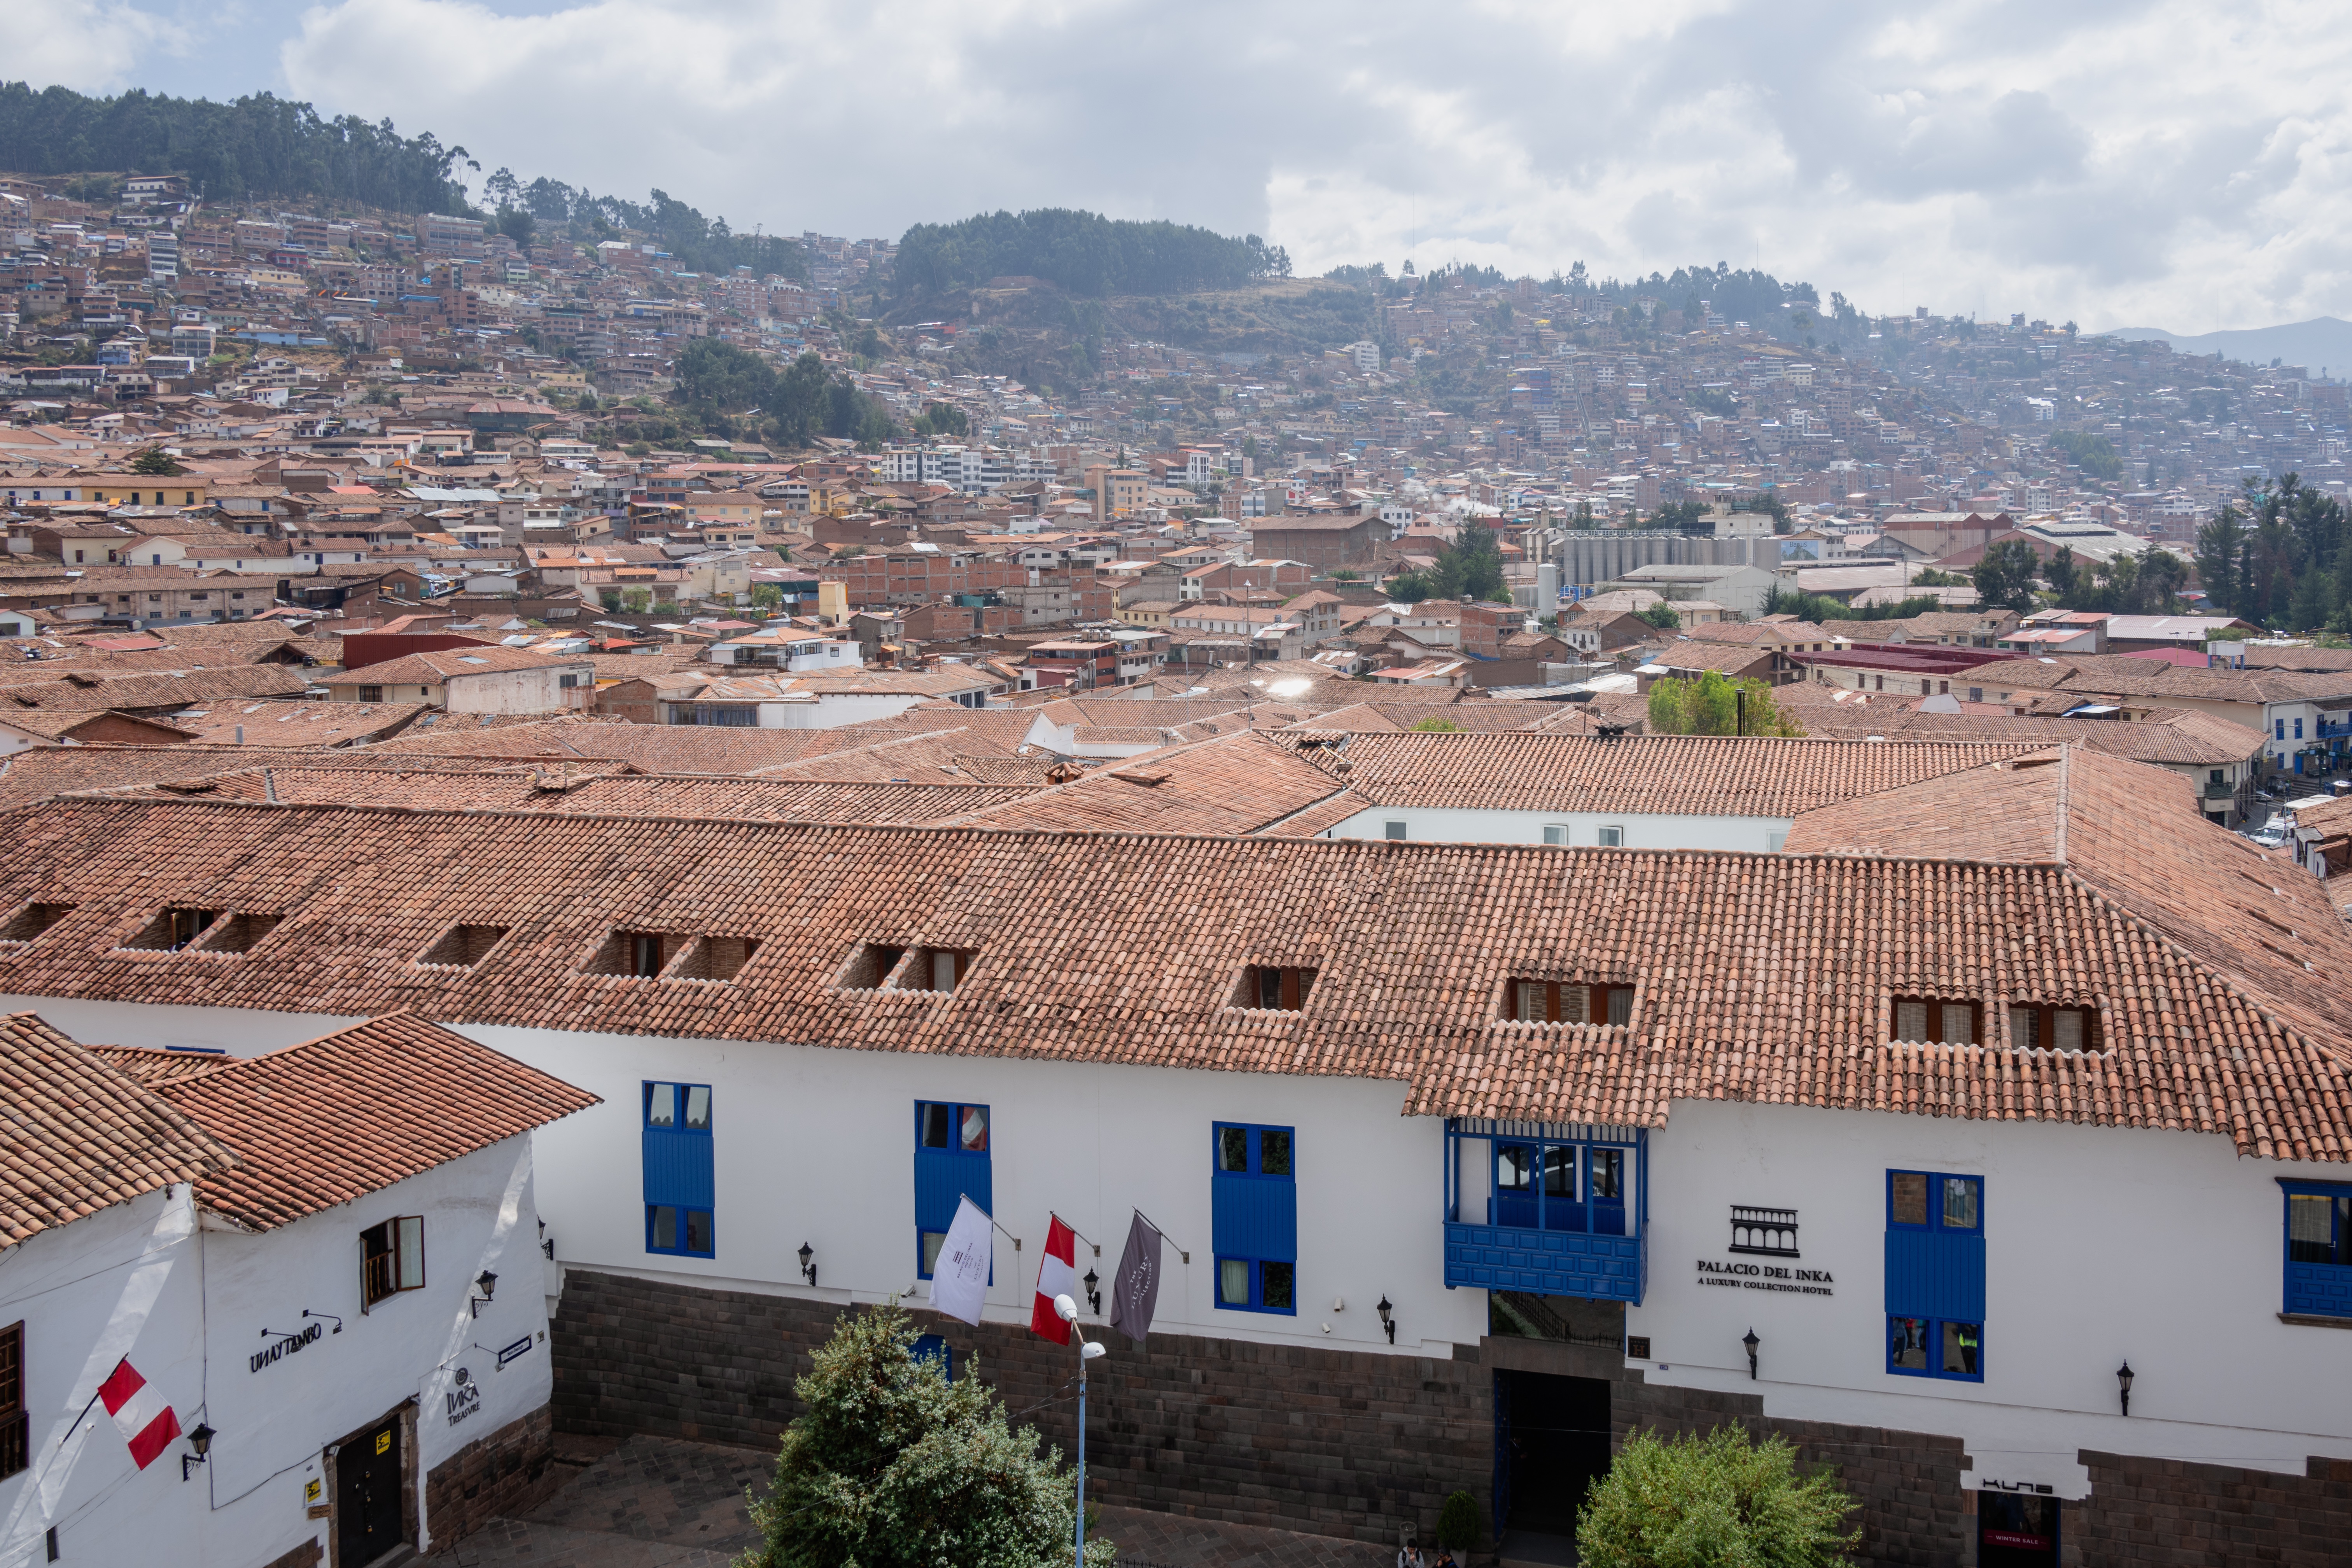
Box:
1055, 1292, 1108, 1568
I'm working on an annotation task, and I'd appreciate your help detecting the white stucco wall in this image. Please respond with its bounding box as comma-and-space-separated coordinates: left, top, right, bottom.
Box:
0, 1051, 553, 1568
1321, 806, 1791, 852
1627, 1097, 2352, 1491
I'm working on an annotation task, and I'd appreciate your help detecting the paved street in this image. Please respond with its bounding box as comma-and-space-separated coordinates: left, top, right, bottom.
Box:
441, 1434, 1399, 1568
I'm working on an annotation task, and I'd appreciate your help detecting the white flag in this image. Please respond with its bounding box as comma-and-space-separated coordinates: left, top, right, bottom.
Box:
928, 1195, 993, 1326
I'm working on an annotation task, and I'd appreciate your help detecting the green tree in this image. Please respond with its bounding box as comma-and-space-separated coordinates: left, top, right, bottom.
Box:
1647, 672, 1800, 736
749, 584, 784, 612
1638, 602, 1682, 631
1646, 677, 1689, 734
621, 587, 651, 613
2044, 545, 2081, 607
2049, 430, 2123, 480
741, 1303, 1110, 1568
2193, 505, 2246, 614
1577, 1426, 1857, 1568
1970, 539, 2041, 614
1411, 716, 1465, 733
128, 447, 187, 476
1427, 518, 1508, 602
1386, 570, 1435, 604
2290, 569, 2336, 632
912, 402, 969, 438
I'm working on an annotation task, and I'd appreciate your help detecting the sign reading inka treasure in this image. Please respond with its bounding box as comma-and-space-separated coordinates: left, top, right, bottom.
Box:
1696, 1204, 1833, 1295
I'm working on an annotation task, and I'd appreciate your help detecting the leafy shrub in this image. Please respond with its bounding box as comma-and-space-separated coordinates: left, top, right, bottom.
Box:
1577, 1426, 1856, 1568
1436, 1489, 1482, 1550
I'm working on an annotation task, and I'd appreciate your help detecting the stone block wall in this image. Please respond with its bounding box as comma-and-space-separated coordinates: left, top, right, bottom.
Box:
2069, 1449, 2352, 1567
423, 1407, 556, 1548
550, 1268, 1489, 1547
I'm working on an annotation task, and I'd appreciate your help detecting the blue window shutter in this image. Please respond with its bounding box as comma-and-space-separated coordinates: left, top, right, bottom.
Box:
642, 1125, 714, 1210
914, 1147, 991, 1232
1884, 1230, 1985, 1320
1213, 1174, 1297, 1261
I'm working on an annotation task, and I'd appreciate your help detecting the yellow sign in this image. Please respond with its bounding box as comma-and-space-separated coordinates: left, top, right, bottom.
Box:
374, 1431, 391, 1456
305, 1479, 321, 1504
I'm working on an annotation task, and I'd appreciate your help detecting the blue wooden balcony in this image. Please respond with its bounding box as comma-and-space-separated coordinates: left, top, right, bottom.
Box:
1442, 1118, 1647, 1304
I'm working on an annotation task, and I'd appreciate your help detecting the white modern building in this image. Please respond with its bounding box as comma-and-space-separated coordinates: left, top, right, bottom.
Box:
0, 746, 2347, 1563
0, 1012, 593, 1568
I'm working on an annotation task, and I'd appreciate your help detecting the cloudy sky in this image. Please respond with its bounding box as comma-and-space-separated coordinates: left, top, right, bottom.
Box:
10, 0, 2350, 331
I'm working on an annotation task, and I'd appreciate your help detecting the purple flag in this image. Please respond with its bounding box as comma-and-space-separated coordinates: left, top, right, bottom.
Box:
1108, 1210, 1163, 1345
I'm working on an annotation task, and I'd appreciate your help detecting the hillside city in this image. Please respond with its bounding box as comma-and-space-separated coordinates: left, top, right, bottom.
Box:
3, 133, 2352, 1568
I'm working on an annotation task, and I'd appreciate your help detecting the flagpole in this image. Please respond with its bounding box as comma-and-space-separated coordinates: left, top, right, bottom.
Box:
1075, 1327, 1087, 1568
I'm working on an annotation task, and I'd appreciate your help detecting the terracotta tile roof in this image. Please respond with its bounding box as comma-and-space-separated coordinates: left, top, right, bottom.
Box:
163, 699, 432, 747
945, 733, 1349, 835
1, 790, 2347, 1160
0, 665, 314, 713
1268, 732, 2037, 816
108, 765, 1036, 822
152, 1013, 599, 1231
89, 1042, 242, 1084
1788, 707, 2264, 766
1969, 655, 2352, 704
1281, 702, 1574, 735
328, 646, 590, 686
0, 1010, 236, 1246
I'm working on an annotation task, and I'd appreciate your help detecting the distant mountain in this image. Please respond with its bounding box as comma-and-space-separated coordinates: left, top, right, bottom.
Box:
2100, 317, 2352, 378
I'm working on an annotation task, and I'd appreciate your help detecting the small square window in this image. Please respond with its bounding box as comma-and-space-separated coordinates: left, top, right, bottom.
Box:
1238, 964, 1316, 1010
842, 942, 908, 989
360, 1214, 424, 1309
895, 947, 975, 993
1542, 824, 1569, 846
1596, 826, 1624, 847
1383, 821, 1407, 840
358, 685, 383, 702
121, 907, 220, 952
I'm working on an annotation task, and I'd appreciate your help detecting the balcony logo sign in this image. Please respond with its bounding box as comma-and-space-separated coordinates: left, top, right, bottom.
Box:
1696, 1205, 1834, 1297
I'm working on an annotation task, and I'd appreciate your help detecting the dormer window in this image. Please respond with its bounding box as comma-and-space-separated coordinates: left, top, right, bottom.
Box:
0, 902, 73, 946
2007, 1003, 2100, 1053
841, 942, 908, 990
895, 948, 976, 993
194, 912, 280, 954
121, 907, 220, 952
587, 929, 687, 978
1236, 966, 1316, 1011
1504, 980, 1634, 1026
418, 924, 510, 969
1893, 997, 1980, 1045
672, 935, 761, 982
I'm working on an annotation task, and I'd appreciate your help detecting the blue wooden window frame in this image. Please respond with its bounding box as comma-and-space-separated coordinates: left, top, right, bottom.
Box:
911, 1333, 954, 1381
914, 1101, 991, 1281
1885, 1169, 1983, 1381
2282, 1179, 2352, 1320
643, 1081, 714, 1258
1212, 1122, 1297, 1315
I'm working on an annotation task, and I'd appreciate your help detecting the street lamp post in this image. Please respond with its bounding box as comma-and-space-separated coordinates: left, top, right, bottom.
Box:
1056, 1292, 1108, 1568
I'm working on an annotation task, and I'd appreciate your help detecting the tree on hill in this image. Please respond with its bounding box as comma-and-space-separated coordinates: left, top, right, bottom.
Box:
1637, 602, 1681, 630
740, 1304, 1111, 1568
892, 208, 1289, 299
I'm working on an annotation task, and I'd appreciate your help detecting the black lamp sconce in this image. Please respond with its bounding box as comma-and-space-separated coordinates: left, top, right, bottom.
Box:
182, 1422, 215, 1482
1377, 1295, 1395, 1345
1743, 1328, 1760, 1380
798, 1243, 817, 1288
1084, 1268, 1101, 1316
2117, 1360, 2134, 1416
304, 1309, 341, 1334
468, 1270, 498, 1318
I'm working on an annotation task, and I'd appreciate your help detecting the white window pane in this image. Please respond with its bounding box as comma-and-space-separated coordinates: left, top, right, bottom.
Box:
1220, 1259, 1250, 1305
1942, 1178, 1979, 1229
2054, 1010, 2084, 1052
684, 1085, 710, 1129
1561, 985, 1590, 1024
1941, 1004, 1976, 1044
396, 1216, 424, 1289
1542, 825, 1567, 846
1895, 1001, 1928, 1042
2008, 1007, 2037, 1048
1515, 981, 1546, 1021
959, 1106, 988, 1153
2290, 1194, 2334, 1244
1607, 988, 1634, 1027
920, 1230, 946, 1275
933, 950, 958, 990
647, 1084, 677, 1127
1597, 826, 1623, 847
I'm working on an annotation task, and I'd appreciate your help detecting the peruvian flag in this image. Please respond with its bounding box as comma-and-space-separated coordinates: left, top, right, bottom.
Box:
1028, 1216, 1078, 1345
96, 1358, 181, 1471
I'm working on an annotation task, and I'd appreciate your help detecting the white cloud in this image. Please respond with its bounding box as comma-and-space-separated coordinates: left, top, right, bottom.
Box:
2, 0, 184, 93
251, 0, 2352, 329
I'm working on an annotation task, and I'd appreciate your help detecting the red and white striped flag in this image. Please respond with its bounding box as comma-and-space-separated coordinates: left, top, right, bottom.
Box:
96, 1358, 181, 1471
1029, 1216, 1078, 1345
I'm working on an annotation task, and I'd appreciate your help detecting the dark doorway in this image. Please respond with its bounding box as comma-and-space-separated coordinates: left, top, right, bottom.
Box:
1978, 1493, 2060, 1568
1494, 1369, 1612, 1537
336, 1413, 406, 1566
